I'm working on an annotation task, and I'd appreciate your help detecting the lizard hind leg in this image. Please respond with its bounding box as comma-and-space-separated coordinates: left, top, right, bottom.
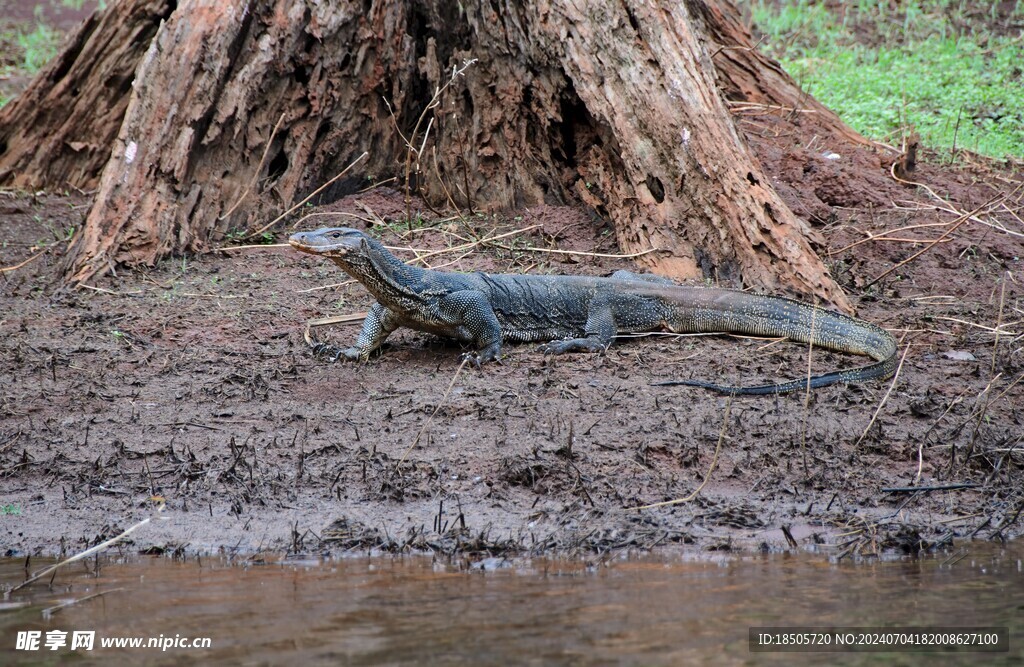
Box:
538, 295, 616, 355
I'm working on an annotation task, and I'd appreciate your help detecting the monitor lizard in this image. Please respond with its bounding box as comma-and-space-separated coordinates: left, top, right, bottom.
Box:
289, 227, 897, 395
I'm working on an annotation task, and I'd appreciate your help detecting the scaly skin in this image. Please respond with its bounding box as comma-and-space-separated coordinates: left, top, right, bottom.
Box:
289, 227, 898, 395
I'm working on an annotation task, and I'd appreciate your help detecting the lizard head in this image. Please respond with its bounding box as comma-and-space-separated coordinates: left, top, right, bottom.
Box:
289, 228, 369, 258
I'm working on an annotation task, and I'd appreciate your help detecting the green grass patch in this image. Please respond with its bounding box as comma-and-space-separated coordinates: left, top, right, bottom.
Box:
15, 21, 61, 74
1, 19, 62, 97
1, 3, 106, 107
61, 0, 106, 9
742, 0, 1024, 159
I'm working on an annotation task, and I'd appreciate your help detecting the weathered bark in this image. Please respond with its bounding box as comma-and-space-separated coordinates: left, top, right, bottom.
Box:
520, 1, 851, 307
0, 0, 173, 190
3, 0, 866, 309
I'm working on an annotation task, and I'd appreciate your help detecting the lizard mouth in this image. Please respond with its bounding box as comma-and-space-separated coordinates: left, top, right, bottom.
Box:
288, 238, 320, 254
288, 233, 353, 257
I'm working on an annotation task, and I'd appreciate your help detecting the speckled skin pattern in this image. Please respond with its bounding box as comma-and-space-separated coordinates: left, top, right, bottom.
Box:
289, 228, 898, 395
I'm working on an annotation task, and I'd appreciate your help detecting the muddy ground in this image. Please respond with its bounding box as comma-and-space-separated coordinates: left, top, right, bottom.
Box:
1, 0, 1022, 559
2, 126, 1023, 561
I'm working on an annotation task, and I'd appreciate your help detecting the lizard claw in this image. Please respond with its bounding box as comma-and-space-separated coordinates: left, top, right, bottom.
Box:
538, 340, 572, 355
312, 342, 363, 363
460, 351, 483, 370
460, 348, 503, 369
311, 341, 339, 361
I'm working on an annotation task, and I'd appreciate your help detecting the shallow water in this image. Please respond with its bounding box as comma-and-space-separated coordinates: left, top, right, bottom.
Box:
1, 544, 1021, 665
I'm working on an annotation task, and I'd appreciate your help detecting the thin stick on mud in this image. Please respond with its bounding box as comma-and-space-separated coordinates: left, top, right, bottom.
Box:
220, 112, 287, 221
43, 589, 125, 618
913, 396, 976, 485
992, 274, 1008, 376
826, 221, 950, 256
920, 389, 966, 442
10, 509, 165, 593
297, 280, 355, 294
1, 248, 49, 273
990, 371, 1024, 406
217, 243, 290, 252
488, 243, 660, 260
882, 482, 980, 494
938, 372, 1024, 462
855, 345, 910, 447
630, 395, 732, 510
76, 284, 144, 296
246, 151, 369, 238
799, 303, 818, 477
914, 431, 925, 486
894, 199, 1024, 238
865, 190, 1010, 288
428, 249, 477, 271
933, 316, 1020, 335
964, 372, 1005, 468
395, 357, 470, 468
302, 313, 367, 347
402, 225, 541, 264
750, 337, 787, 354
890, 167, 1024, 238
0, 235, 73, 273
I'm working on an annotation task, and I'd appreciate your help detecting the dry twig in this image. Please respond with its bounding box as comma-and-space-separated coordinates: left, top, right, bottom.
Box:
396, 357, 471, 467
855, 345, 910, 447
220, 112, 287, 221
246, 151, 369, 238
11, 507, 165, 593
630, 395, 733, 510
866, 190, 1012, 287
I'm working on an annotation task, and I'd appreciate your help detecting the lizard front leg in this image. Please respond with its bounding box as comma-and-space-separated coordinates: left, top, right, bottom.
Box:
314, 302, 401, 362
438, 290, 503, 366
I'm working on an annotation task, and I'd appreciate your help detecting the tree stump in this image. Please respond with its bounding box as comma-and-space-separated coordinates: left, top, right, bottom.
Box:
0, 0, 874, 309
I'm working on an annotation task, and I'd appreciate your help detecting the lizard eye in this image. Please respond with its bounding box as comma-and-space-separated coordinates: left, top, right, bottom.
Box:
331, 232, 341, 239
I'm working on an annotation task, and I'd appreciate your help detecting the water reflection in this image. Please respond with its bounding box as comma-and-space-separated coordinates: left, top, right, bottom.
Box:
1, 544, 1021, 665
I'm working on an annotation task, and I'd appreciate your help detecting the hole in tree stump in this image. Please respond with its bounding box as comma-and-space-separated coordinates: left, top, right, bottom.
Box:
646, 174, 665, 203
267, 147, 289, 182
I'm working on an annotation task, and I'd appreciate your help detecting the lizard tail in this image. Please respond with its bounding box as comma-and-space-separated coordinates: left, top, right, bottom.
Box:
652, 292, 899, 395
